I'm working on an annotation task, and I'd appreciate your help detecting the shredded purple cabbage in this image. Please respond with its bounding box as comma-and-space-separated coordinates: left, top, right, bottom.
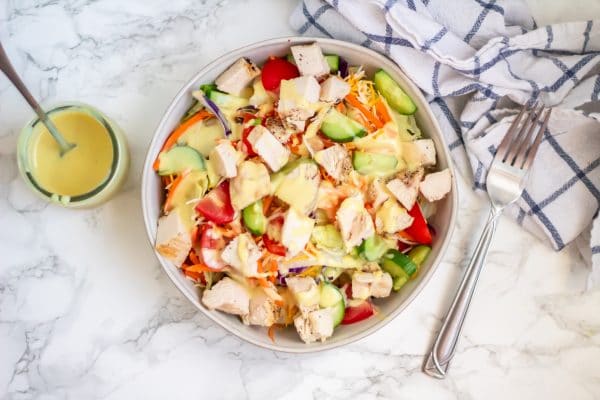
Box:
276, 266, 308, 286
288, 266, 308, 274
200, 94, 232, 136
338, 57, 349, 78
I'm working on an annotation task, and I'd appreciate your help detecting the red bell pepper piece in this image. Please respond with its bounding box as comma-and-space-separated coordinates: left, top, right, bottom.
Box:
261, 58, 299, 91
195, 181, 235, 225
405, 203, 432, 245
341, 301, 374, 325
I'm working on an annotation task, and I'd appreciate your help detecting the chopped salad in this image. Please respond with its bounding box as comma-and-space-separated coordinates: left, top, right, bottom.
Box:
153, 42, 452, 343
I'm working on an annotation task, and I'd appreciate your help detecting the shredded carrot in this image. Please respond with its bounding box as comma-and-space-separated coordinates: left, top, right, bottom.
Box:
185, 263, 223, 273
268, 259, 278, 273
153, 110, 212, 171
374, 98, 392, 124
257, 258, 265, 273
267, 324, 284, 343
163, 172, 186, 212
274, 299, 285, 307
181, 264, 203, 281
335, 101, 346, 113
189, 249, 201, 265
262, 196, 274, 216
268, 274, 277, 284
345, 93, 383, 130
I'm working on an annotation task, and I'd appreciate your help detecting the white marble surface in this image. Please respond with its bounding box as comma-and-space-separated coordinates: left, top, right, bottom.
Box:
1, 1, 599, 399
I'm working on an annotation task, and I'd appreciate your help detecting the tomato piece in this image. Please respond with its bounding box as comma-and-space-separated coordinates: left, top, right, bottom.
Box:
405, 203, 432, 245
195, 181, 234, 225
261, 58, 299, 91
262, 216, 286, 256
341, 301, 375, 325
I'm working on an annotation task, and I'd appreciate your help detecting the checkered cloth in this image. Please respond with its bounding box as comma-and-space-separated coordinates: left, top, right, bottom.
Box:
290, 0, 600, 288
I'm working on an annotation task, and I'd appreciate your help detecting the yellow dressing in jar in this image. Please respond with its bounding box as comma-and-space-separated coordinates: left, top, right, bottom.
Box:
29, 109, 113, 196
17, 103, 129, 208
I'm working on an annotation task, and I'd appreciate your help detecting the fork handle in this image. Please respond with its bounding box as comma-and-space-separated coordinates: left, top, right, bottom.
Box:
423, 208, 501, 379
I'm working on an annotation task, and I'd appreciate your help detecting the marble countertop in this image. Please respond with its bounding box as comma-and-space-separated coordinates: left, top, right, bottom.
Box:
1, 1, 599, 399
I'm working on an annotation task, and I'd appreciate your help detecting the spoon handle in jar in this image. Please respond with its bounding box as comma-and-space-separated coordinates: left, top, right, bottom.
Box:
0, 41, 75, 155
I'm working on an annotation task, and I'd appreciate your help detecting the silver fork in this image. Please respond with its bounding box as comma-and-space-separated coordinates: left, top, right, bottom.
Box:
423, 103, 552, 379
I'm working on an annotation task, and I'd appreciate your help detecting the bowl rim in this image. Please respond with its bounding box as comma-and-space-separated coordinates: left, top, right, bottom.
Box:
141, 36, 458, 353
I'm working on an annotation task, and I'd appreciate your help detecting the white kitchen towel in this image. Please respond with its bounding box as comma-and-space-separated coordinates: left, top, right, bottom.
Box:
290, 0, 600, 287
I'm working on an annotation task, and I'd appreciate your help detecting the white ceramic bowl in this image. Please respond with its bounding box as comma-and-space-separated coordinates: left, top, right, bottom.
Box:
142, 37, 458, 352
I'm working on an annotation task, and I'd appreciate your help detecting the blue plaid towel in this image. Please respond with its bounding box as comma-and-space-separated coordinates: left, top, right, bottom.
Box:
290, 0, 600, 287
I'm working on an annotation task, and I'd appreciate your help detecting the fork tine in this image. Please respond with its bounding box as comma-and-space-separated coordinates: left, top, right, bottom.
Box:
495, 104, 528, 161
522, 108, 551, 171
503, 103, 541, 164
513, 105, 545, 167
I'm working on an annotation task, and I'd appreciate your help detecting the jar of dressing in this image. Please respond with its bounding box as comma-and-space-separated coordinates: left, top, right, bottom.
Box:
17, 102, 129, 207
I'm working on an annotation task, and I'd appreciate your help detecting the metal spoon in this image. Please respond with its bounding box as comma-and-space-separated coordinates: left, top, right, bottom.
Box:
0, 41, 75, 156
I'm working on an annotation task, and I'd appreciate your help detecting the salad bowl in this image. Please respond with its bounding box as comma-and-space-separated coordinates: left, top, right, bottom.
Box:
141, 37, 458, 352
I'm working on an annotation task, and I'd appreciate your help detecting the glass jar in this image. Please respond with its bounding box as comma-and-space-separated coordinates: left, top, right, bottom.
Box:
17, 102, 129, 208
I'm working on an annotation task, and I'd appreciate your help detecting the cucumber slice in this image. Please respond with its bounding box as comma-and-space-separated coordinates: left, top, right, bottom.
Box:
324, 55, 340, 73
311, 224, 344, 250
321, 108, 367, 142
381, 249, 417, 291
158, 146, 206, 176
408, 245, 431, 266
358, 235, 389, 262
374, 69, 417, 115
320, 282, 345, 327
208, 90, 248, 110
242, 200, 267, 235
352, 151, 398, 177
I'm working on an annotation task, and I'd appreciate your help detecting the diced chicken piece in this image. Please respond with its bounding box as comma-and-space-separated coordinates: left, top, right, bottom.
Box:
368, 178, 390, 210
210, 141, 239, 178
386, 168, 424, 210
320, 76, 350, 103
291, 43, 330, 77
265, 116, 291, 144
202, 277, 250, 316
242, 290, 279, 327
247, 125, 290, 172
281, 207, 315, 257
155, 210, 192, 267
352, 271, 393, 299
419, 168, 452, 202
286, 276, 320, 315
294, 308, 334, 343
230, 160, 271, 210
215, 57, 261, 96
351, 272, 373, 300
336, 194, 375, 251
220, 233, 262, 277
375, 199, 414, 234
371, 272, 393, 298
402, 139, 436, 167
314, 144, 352, 181
278, 76, 320, 132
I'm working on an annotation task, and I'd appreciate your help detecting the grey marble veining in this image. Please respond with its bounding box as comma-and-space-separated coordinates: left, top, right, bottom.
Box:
1, 1, 599, 399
